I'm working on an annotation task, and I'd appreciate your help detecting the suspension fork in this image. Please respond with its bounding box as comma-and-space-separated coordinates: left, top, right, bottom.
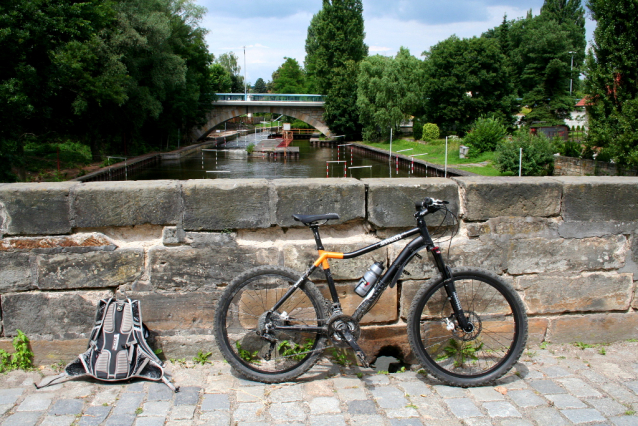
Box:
417, 216, 473, 333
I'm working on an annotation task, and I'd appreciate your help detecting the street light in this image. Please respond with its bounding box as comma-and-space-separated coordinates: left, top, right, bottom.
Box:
243, 46, 247, 101
568, 51, 575, 96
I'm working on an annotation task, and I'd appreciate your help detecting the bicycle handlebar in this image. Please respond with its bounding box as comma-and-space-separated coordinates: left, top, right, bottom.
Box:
415, 197, 449, 212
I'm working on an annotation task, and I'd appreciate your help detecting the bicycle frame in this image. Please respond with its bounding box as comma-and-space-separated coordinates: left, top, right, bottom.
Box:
270, 212, 473, 334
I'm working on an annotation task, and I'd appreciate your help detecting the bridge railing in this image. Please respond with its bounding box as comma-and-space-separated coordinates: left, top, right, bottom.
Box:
214, 93, 325, 102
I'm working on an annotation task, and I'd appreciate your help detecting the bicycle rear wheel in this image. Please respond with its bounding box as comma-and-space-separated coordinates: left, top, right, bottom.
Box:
214, 266, 328, 383
407, 268, 527, 387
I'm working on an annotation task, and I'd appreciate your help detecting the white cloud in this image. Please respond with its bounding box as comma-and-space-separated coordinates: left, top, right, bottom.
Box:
197, 0, 597, 86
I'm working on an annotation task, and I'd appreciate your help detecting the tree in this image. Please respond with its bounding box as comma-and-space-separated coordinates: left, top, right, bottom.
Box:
210, 63, 232, 93
216, 52, 244, 93
305, 0, 368, 138
271, 58, 306, 93
422, 36, 517, 136
584, 0, 638, 166
357, 48, 424, 141
253, 77, 267, 93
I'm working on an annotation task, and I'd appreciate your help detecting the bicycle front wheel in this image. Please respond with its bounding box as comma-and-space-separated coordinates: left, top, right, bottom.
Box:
214, 266, 328, 383
407, 268, 527, 387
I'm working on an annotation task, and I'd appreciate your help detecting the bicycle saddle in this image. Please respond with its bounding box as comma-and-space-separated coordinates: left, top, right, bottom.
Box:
292, 213, 340, 225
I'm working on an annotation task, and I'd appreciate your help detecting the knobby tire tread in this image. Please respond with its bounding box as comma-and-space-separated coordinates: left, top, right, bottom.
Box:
407, 267, 528, 387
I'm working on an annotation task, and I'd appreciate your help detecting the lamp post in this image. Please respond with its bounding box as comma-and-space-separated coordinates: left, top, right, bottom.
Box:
568, 51, 575, 96
243, 46, 247, 101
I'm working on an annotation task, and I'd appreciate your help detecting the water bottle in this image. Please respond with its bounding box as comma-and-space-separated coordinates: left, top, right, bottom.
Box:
355, 262, 385, 297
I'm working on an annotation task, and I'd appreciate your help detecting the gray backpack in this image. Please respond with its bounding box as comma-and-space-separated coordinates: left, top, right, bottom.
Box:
37, 298, 177, 391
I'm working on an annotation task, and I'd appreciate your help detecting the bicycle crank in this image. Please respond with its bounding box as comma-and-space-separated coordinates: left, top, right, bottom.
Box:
327, 314, 369, 368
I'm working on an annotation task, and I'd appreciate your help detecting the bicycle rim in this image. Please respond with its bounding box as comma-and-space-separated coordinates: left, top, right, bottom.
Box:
220, 272, 324, 376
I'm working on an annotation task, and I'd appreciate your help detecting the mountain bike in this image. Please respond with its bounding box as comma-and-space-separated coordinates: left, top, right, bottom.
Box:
214, 198, 528, 387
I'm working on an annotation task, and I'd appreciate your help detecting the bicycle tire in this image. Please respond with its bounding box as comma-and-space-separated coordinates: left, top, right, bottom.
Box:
407, 268, 527, 387
214, 265, 328, 383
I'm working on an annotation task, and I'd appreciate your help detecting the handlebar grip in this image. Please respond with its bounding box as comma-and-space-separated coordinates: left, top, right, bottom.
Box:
415, 198, 433, 211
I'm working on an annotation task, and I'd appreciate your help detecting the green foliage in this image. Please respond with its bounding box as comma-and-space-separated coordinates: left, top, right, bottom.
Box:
272, 57, 307, 94
357, 48, 424, 141
252, 78, 267, 93
495, 130, 555, 176
277, 339, 314, 361
193, 350, 212, 365
0, 330, 34, 373
422, 35, 517, 135
235, 341, 260, 364
0, 0, 216, 179
305, 0, 368, 139
412, 117, 424, 140
422, 123, 440, 142
329, 348, 352, 366
584, 0, 638, 166
246, 143, 255, 154
436, 339, 483, 368
463, 116, 507, 157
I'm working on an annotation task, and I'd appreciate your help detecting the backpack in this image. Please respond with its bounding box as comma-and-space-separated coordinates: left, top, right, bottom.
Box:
36, 298, 178, 392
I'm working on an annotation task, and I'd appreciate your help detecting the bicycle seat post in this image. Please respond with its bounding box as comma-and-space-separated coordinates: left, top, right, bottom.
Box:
310, 225, 324, 251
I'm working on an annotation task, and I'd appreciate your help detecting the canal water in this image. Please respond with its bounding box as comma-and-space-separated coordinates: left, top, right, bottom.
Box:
128, 132, 421, 180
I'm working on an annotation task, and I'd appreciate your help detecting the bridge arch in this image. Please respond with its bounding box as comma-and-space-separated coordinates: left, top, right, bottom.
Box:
192, 103, 331, 140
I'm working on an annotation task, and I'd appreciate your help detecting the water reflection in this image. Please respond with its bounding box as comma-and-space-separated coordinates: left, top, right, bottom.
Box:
128, 132, 422, 180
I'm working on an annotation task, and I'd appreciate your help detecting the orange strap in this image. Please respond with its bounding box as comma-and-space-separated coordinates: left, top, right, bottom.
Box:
314, 250, 344, 269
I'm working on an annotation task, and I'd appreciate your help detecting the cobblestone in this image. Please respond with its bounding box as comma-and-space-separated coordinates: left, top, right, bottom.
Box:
0, 341, 636, 425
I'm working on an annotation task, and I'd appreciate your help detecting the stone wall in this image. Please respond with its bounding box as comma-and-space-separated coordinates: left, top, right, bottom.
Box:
0, 177, 637, 365
554, 155, 638, 176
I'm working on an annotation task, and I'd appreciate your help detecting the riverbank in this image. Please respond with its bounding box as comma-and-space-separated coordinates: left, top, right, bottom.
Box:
360, 138, 503, 176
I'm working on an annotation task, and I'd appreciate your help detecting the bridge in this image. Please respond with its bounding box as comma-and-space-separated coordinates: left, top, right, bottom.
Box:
192, 94, 330, 140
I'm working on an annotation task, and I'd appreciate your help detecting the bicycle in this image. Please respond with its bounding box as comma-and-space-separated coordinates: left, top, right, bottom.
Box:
214, 197, 528, 387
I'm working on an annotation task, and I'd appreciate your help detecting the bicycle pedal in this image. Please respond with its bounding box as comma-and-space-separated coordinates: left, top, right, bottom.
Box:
355, 350, 370, 368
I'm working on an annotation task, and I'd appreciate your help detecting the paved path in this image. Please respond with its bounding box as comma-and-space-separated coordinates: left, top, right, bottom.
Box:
1, 341, 638, 425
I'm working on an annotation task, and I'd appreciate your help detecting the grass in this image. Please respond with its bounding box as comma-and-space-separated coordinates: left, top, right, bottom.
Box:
360, 138, 503, 176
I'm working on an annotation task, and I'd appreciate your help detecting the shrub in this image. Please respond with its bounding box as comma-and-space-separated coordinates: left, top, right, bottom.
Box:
495, 130, 555, 176
422, 123, 440, 141
462, 116, 507, 157
412, 117, 424, 140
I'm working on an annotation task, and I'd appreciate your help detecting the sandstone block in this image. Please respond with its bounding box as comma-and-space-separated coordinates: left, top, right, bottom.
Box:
182, 179, 271, 230
37, 249, 144, 290
466, 217, 559, 240
453, 177, 562, 221
272, 178, 365, 227
0, 233, 116, 253
507, 235, 626, 274
0, 338, 87, 366
1, 290, 112, 338
0, 182, 75, 235
283, 242, 386, 280
555, 176, 638, 222
558, 221, 638, 239
516, 273, 634, 314
72, 180, 180, 228
448, 236, 509, 273
149, 245, 281, 290
528, 318, 549, 345
364, 178, 459, 228
0, 252, 35, 292
400, 280, 431, 320
316, 282, 397, 324
115, 291, 219, 335
153, 335, 220, 360
548, 313, 638, 344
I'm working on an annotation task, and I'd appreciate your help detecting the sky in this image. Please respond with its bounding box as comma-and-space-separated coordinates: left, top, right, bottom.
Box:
196, 0, 596, 88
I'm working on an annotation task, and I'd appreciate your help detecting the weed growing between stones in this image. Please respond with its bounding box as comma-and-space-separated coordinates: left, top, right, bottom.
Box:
0, 330, 34, 373
329, 348, 351, 366
193, 350, 213, 365
235, 341, 260, 364
277, 339, 314, 362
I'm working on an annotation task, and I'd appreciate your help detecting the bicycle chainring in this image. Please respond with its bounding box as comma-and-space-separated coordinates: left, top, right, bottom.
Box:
327, 314, 361, 348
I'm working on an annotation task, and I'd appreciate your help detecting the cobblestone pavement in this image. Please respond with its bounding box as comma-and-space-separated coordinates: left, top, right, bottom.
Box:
1, 341, 638, 426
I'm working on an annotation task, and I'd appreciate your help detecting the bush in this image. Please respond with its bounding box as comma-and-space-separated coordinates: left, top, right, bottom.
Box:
412, 117, 424, 140
422, 123, 440, 141
495, 130, 555, 176
462, 116, 506, 157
